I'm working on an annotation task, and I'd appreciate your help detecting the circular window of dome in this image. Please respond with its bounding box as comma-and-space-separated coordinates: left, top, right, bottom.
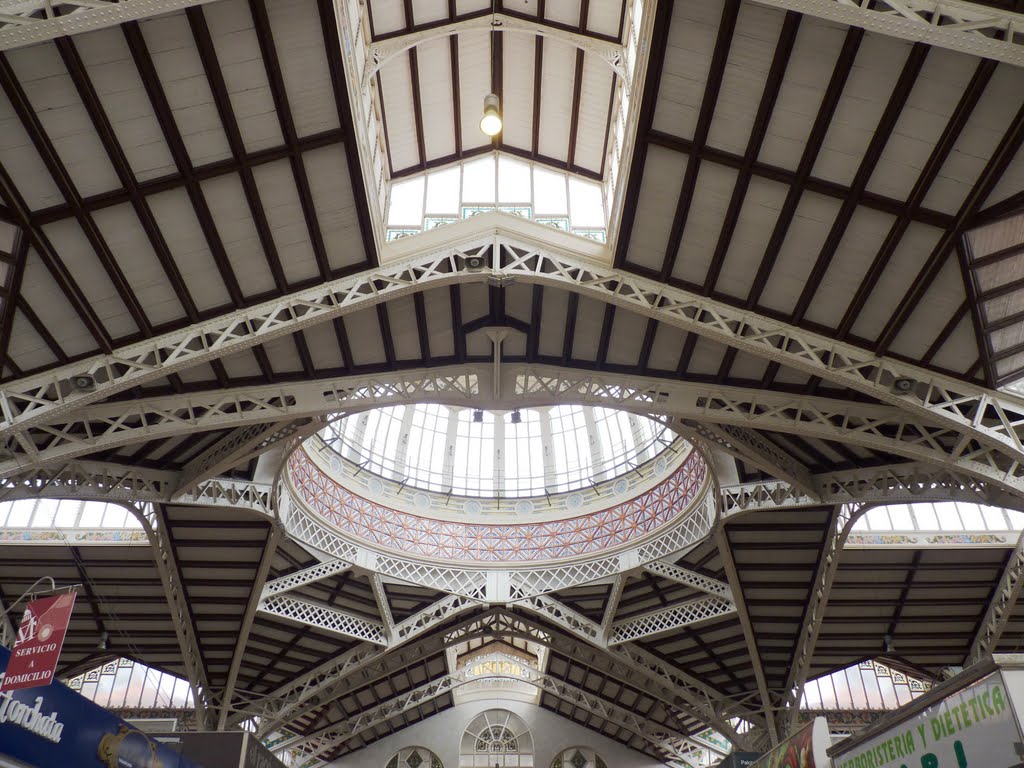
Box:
281, 404, 717, 579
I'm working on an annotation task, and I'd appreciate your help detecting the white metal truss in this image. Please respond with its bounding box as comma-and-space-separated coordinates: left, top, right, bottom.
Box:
128, 502, 214, 729
281, 466, 717, 601
4, 237, 1024, 500
779, 503, 868, 735
609, 595, 736, 644
519, 594, 759, 746
369, 573, 395, 643
0, 0, 219, 50
720, 462, 1024, 518
260, 559, 352, 598
0, 461, 273, 517
173, 418, 320, 500
750, 0, 1024, 67
600, 574, 626, 643
689, 422, 820, 502
715, 527, 778, 747
257, 593, 387, 645
239, 598, 483, 734
286, 667, 703, 767
966, 528, 1024, 666
362, 12, 627, 86
644, 560, 733, 599
217, 523, 281, 730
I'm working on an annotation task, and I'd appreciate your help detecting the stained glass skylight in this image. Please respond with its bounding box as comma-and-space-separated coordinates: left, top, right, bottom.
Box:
322, 403, 672, 498
385, 154, 608, 243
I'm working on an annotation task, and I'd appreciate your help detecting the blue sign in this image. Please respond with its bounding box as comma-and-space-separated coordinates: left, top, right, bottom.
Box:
0, 646, 204, 768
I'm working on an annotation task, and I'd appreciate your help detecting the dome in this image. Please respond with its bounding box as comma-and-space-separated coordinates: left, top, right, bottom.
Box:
319, 403, 673, 498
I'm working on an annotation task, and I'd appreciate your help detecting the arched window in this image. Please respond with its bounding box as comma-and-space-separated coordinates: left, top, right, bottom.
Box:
460, 710, 533, 767
550, 748, 607, 768
386, 747, 443, 768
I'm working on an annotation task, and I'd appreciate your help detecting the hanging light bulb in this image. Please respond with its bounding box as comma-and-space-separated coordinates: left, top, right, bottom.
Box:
480, 93, 502, 137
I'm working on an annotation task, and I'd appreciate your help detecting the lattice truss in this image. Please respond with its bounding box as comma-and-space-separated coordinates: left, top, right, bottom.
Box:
3, 238, 1024, 505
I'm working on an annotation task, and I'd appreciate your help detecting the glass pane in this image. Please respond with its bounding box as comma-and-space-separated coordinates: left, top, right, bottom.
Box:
957, 503, 984, 530
913, 504, 939, 530
982, 506, 1009, 530
78, 501, 104, 528
32, 498, 59, 527
887, 505, 913, 529
533, 168, 567, 214
54, 500, 80, 528
387, 176, 426, 227
462, 156, 496, 202
934, 502, 963, 530
568, 177, 605, 228
498, 156, 531, 203
426, 167, 461, 214
6, 500, 32, 527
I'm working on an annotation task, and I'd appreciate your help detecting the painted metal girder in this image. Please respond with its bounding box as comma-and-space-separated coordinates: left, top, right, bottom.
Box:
2, 237, 1024, 498
966, 528, 1024, 666
608, 595, 736, 644
750, 0, 1024, 67
239, 596, 483, 735
257, 593, 387, 645
778, 504, 867, 736
643, 561, 733, 599
0, 460, 274, 517
260, 559, 353, 598
10, 361, 1024, 504
130, 502, 215, 729
720, 462, 1024, 518
0, 0, 220, 50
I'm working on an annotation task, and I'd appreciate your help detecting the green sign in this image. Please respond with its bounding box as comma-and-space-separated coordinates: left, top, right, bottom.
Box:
836, 673, 1023, 768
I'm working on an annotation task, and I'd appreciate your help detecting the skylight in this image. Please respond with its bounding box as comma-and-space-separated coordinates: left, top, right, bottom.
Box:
385, 154, 608, 243
851, 502, 1024, 534
66, 657, 194, 710
322, 403, 672, 498
801, 659, 931, 711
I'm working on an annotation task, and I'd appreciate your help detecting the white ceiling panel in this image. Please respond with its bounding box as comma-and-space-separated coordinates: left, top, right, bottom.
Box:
302, 144, 367, 271
758, 15, 845, 171
139, 12, 233, 167
6, 44, 121, 198
251, 160, 322, 286
707, 2, 785, 157
651, 0, 724, 142
417, 38, 457, 161
715, 175, 788, 299
379, 56, 420, 171
623, 145, 686, 271
537, 39, 575, 163
204, 0, 285, 153
266, 0, 340, 137
200, 173, 278, 296
73, 27, 178, 183
670, 161, 737, 286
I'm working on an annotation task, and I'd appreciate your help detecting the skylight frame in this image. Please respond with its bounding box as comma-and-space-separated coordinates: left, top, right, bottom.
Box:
322, 403, 673, 499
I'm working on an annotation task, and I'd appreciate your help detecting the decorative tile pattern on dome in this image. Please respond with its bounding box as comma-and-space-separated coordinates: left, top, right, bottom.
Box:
287, 447, 706, 562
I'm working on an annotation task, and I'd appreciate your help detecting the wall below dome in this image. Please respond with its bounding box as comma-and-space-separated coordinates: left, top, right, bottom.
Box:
326, 700, 666, 768
286, 446, 709, 563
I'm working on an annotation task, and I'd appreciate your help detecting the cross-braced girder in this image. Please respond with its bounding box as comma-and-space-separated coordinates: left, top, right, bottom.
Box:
749, 0, 1024, 67
966, 528, 1024, 666
0, 0, 220, 51
777, 504, 868, 736
4, 236, 1024, 501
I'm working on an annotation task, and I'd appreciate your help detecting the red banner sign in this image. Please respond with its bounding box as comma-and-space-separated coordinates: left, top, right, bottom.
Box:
0, 591, 76, 693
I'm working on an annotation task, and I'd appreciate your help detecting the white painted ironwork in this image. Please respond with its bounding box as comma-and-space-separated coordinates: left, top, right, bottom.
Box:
780, 504, 868, 735
691, 422, 819, 502
128, 502, 214, 729
716, 527, 778, 746
174, 418, 319, 500
600, 574, 626, 642
260, 559, 352, 598
609, 595, 736, 644
369, 573, 394, 643
239, 601, 485, 734
257, 593, 387, 645
0, 0, 221, 51
362, 13, 627, 87
720, 462, 1024, 518
966, 528, 1024, 665
5, 236, 1024, 501
644, 560, 733, 599
749, 0, 1024, 67
217, 524, 281, 730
